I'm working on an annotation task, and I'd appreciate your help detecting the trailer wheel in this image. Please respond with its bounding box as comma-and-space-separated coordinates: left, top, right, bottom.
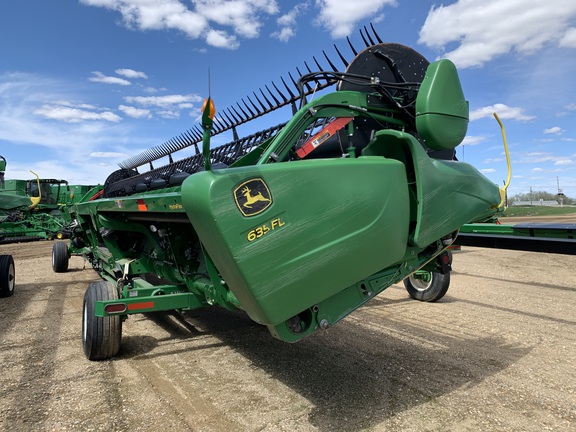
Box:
0, 255, 15, 298
82, 280, 122, 360
52, 241, 69, 273
404, 270, 450, 302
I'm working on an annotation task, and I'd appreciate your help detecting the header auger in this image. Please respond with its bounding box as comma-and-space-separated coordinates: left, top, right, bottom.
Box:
53, 26, 506, 360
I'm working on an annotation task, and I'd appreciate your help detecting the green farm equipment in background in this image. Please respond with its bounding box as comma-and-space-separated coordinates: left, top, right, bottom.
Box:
53, 27, 511, 360
0, 157, 95, 244
0, 157, 15, 298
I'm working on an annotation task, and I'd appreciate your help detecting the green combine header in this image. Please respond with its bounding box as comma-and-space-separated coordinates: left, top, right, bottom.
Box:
53, 27, 511, 360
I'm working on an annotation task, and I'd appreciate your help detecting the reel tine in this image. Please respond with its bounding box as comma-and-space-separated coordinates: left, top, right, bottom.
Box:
229, 106, 243, 123
363, 25, 375, 45
312, 56, 324, 72
219, 112, 233, 127
171, 138, 182, 152
173, 136, 186, 150
187, 128, 200, 142
322, 50, 339, 71
213, 121, 224, 133
259, 88, 274, 108
359, 26, 371, 47
235, 102, 250, 120
296, 66, 313, 92
287, 73, 299, 96
192, 126, 203, 140
241, 98, 256, 117
246, 95, 263, 113
226, 107, 241, 123
266, 83, 283, 105
333, 44, 349, 67
370, 22, 383, 43
279, 78, 295, 100
252, 89, 268, 109
166, 140, 177, 153
304, 61, 313, 74
347, 36, 358, 56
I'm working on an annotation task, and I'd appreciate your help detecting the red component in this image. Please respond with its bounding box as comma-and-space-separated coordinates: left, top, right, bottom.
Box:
127, 301, 154, 311
296, 117, 353, 159
89, 189, 104, 201
105, 303, 127, 314
136, 199, 147, 211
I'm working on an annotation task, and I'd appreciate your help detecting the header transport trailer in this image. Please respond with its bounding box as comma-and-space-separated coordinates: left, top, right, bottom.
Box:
52, 27, 509, 360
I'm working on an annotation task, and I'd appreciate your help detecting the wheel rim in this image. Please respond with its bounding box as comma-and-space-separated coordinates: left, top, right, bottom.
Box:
82, 302, 88, 343
408, 272, 433, 291
7, 263, 15, 293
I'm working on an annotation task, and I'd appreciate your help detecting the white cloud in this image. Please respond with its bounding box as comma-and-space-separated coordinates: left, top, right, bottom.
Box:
157, 109, 180, 119
272, 3, 308, 42
531, 167, 544, 172
124, 94, 202, 108
559, 28, 576, 48
34, 104, 121, 123
272, 27, 295, 42
314, 0, 396, 38
89, 71, 131, 86
205, 28, 239, 49
480, 168, 496, 173
543, 126, 563, 135
118, 104, 151, 119
194, 0, 278, 39
419, 0, 576, 68
470, 103, 535, 122
90, 151, 128, 158
80, 0, 279, 49
0, 72, 147, 185
462, 135, 485, 146
555, 159, 575, 166
115, 68, 148, 79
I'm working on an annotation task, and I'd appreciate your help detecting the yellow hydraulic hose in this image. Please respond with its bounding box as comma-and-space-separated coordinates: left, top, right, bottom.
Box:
494, 112, 511, 208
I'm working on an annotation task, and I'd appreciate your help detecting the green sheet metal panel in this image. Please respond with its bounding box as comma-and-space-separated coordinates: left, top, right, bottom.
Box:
182, 157, 410, 326
407, 135, 501, 247
363, 129, 500, 248
415, 59, 469, 151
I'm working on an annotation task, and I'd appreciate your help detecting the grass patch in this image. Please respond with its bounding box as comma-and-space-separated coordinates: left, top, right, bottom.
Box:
501, 206, 576, 217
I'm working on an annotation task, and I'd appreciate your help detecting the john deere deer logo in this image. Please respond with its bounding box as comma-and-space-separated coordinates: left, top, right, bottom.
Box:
233, 178, 272, 217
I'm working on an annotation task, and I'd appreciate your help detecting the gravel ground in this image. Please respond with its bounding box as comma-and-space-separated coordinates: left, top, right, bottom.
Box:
0, 217, 575, 431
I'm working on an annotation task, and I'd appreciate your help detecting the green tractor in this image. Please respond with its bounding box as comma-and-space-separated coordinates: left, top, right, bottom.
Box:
53, 31, 506, 360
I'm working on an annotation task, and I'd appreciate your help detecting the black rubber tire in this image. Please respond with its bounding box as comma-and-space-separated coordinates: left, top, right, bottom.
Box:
404, 271, 450, 302
82, 280, 122, 360
52, 241, 69, 273
0, 255, 15, 298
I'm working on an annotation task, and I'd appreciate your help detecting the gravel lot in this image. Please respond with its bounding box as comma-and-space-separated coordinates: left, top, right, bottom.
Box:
1, 217, 575, 431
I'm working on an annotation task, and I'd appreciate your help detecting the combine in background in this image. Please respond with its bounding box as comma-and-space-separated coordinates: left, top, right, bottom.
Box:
0, 156, 96, 244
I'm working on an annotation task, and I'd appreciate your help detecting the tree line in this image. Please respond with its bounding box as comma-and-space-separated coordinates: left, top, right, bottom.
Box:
509, 190, 574, 205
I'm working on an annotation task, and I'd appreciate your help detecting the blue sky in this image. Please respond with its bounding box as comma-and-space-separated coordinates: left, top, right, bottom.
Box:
1, 0, 575, 199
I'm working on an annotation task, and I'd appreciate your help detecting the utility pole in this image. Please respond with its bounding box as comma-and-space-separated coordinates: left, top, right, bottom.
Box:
557, 177, 564, 207
530, 186, 533, 206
